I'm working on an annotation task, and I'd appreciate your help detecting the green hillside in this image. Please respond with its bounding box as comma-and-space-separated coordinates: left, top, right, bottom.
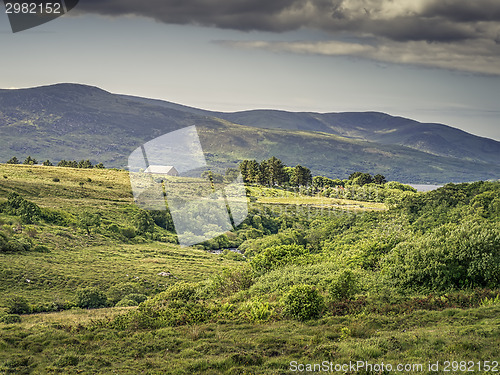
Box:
0, 164, 499, 374
1, 84, 499, 183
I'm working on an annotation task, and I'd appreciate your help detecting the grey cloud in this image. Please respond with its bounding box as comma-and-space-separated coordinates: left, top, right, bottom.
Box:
76, 0, 500, 42
218, 38, 500, 75
422, 0, 500, 22
74, 0, 500, 75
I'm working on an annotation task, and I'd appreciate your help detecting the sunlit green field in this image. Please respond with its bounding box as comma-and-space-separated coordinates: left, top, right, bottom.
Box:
0, 164, 499, 374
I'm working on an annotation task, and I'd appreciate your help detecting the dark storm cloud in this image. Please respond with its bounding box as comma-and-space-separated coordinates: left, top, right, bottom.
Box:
76, 0, 500, 42
75, 0, 500, 74
422, 0, 500, 22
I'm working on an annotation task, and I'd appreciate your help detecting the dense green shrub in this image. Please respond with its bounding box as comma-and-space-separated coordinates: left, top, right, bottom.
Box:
6, 296, 30, 314
283, 284, 324, 321
201, 266, 254, 298
124, 293, 147, 304
77, 211, 101, 235
106, 282, 141, 305
160, 282, 199, 301
329, 269, 360, 301
115, 298, 138, 307
383, 218, 500, 290
134, 210, 155, 234
75, 287, 108, 309
251, 244, 309, 273
121, 226, 136, 239
0, 314, 21, 323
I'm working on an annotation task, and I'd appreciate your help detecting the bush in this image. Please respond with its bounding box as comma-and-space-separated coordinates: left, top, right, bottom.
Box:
114, 293, 148, 306
107, 283, 141, 305
52, 177, 60, 182
115, 298, 138, 307
6, 296, 30, 314
383, 218, 500, 290
0, 314, 21, 323
75, 287, 108, 309
283, 284, 324, 321
125, 293, 147, 304
121, 227, 136, 239
161, 282, 199, 301
250, 244, 309, 273
329, 269, 360, 301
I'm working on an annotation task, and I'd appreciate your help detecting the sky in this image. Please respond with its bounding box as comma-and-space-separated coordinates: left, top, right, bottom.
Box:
1, 0, 499, 141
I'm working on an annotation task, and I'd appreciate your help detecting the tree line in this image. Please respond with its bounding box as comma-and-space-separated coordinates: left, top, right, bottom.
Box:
239, 157, 386, 188
5, 156, 104, 169
240, 157, 312, 187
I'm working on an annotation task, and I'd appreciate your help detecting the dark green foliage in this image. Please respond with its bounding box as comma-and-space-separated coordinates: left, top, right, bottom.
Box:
115, 298, 138, 307
284, 284, 325, 321
40, 207, 71, 226
290, 164, 312, 187
23, 156, 37, 165
6, 296, 30, 314
56, 159, 104, 168
204, 266, 254, 297
124, 293, 147, 304
373, 174, 387, 184
75, 287, 108, 309
0, 314, 21, 323
77, 211, 101, 235
250, 244, 309, 273
134, 210, 155, 234
329, 269, 360, 301
6, 156, 20, 164
18, 200, 41, 224
383, 218, 500, 291
106, 282, 141, 305
121, 226, 136, 238
149, 210, 175, 231
161, 282, 199, 301
42, 160, 53, 166
349, 172, 373, 186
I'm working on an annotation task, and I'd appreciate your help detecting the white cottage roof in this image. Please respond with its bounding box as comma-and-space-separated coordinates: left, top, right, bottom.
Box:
144, 165, 178, 175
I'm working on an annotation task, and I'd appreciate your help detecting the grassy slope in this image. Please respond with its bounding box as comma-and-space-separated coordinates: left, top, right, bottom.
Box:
0, 165, 499, 374
0, 306, 498, 374
0, 164, 241, 306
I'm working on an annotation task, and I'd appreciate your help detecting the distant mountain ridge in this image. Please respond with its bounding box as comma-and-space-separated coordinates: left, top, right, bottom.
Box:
121, 94, 500, 165
0, 83, 499, 184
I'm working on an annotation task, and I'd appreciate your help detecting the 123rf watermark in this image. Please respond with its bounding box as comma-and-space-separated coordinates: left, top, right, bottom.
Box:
290, 360, 499, 372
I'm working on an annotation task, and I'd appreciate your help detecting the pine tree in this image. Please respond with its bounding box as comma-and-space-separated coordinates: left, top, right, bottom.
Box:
7, 156, 19, 164
23, 156, 38, 165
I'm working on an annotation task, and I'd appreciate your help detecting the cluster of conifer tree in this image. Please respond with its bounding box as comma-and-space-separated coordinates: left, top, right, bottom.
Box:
239, 157, 387, 188
239, 157, 313, 187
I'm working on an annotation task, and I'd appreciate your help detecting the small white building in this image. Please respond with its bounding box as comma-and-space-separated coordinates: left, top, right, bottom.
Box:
144, 165, 179, 176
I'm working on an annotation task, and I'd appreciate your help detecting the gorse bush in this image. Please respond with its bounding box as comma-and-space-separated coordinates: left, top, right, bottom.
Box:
6, 296, 30, 314
106, 282, 142, 305
329, 269, 360, 301
250, 244, 309, 274
383, 217, 500, 291
160, 282, 199, 302
283, 284, 324, 321
75, 287, 108, 309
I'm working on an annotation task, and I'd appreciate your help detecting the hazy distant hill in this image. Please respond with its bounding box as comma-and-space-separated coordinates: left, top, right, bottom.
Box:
123, 95, 500, 165
0, 83, 499, 183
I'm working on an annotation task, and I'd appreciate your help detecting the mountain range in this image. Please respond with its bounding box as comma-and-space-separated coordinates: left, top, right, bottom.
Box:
0, 83, 499, 184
